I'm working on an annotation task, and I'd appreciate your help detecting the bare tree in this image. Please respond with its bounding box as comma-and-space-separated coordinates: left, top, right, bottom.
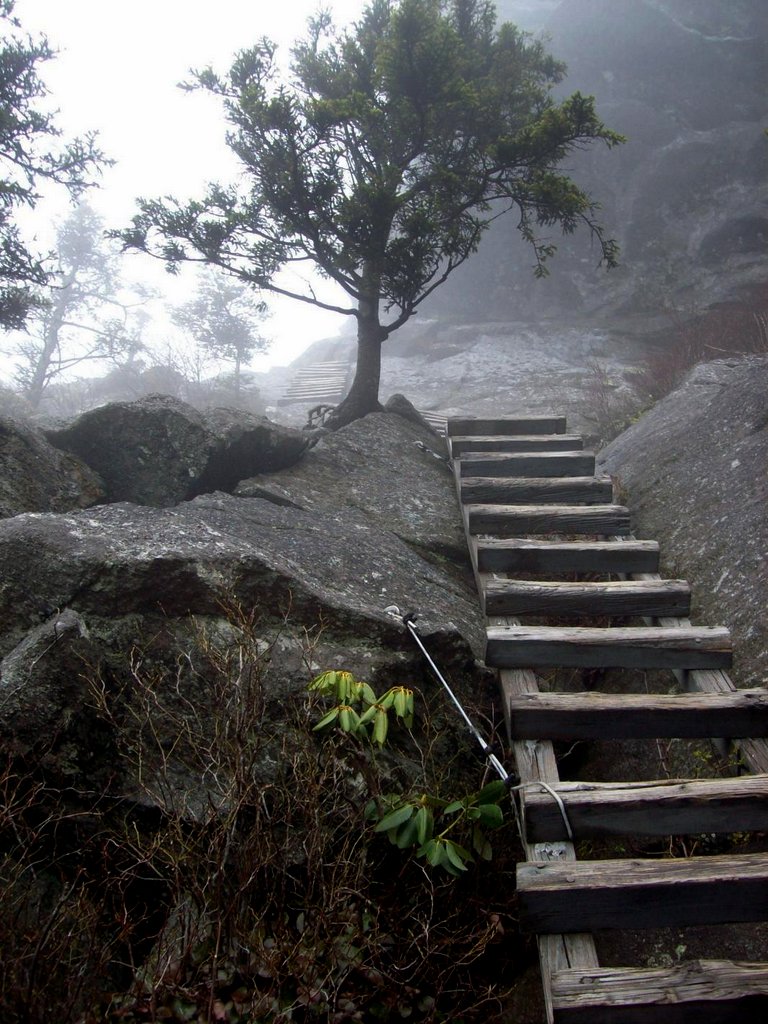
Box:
172, 268, 269, 399
13, 203, 147, 408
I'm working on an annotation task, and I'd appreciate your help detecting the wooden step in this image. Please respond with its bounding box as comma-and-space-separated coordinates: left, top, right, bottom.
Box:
462, 476, 613, 506
450, 434, 583, 455
477, 538, 660, 575
469, 504, 631, 537
459, 451, 595, 478
517, 851, 768, 932
551, 960, 768, 1023
447, 415, 566, 437
524, 774, 768, 842
485, 625, 732, 670
484, 578, 691, 617
507, 689, 765, 740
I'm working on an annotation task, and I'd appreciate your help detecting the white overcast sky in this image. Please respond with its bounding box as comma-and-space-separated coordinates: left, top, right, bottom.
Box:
11, 0, 368, 370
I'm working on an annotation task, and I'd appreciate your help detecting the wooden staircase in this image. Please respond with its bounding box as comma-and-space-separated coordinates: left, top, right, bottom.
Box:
446, 414, 768, 1023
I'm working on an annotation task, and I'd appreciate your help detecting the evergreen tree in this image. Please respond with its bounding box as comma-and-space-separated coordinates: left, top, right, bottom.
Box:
121, 0, 622, 426
0, 0, 104, 329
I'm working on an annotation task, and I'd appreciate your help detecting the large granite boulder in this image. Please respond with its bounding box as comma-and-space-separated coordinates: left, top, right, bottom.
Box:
0, 412, 105, 519
598, 355, 767, 687
236, 408, 465, 566
45, 394, 214, 506
0, 411, 485, 815
0, 492, 483, 663
196, 406, 309, 493
46, 395, 307, 506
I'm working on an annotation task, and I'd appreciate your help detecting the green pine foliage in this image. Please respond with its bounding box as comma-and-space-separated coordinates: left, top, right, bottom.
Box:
120, 0, 623, 424
0, 1, 105, 330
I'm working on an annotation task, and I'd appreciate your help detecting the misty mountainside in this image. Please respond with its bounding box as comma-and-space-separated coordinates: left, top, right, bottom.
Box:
273, 317, 645, 436
430, 0, 767, 321
16, 0, 764, 439
1, 352, 766, 1017
245, 0, 765, 435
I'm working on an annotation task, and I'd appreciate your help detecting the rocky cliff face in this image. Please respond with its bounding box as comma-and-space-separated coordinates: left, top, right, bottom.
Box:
598, 355, 768, 690
431, 0, 767, 320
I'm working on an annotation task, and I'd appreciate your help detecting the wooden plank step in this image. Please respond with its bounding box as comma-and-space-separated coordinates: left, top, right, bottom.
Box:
485, 625, 732, 670
447, 415, 566, 437
460, 451, 595, 478
450, 434, 584, 455
525, 774, 768, 842
551, 960, 768, 1023
507, 690, 765, 740
477, 538, 660, 574
469, 504, 631, 537
485, 578, 691, 618
517, 851, 768, 932
462, 476, 613, 506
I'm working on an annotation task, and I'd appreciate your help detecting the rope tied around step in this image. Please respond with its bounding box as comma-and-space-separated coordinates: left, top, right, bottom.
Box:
512, 781, 574, 844
384, 605, 575, 845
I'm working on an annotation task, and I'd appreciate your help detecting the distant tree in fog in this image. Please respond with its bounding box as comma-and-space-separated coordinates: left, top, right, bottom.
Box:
0, 0, 105, 330
172, 268, 269, 398
120, 0, 622, 427
13, 203, 146, 408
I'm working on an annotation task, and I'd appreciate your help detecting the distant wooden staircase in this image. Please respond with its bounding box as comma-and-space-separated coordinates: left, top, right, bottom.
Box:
447, 414, 768, 1023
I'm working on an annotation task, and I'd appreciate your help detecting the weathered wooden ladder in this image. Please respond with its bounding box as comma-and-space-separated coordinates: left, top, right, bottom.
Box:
447, 414, 768, 1023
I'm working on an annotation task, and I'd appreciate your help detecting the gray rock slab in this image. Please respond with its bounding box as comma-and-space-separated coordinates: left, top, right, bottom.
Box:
0, 413, 105, 518
235, 410, 465, 565
197, 407, 308, 493
598, 356, 768, 687
0, 492, 485, 662
46, 394, 214, 506
46, 395, 308, 507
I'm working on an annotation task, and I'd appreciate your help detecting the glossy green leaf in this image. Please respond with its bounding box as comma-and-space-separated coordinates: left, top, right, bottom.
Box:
422, 838, 444, 867
476, 780, 508, 804
444, 840, 471, 872
395, 814, 420, 849
393, 687, 407, 716
375, 803, 415, 833
312, 706, 340, 731
414, 805, 433, 846
334, 671, 356, 700
359, 682, 377, 705
472, 827, 493, 861
358, 703, 379, 725
338, 705, 361, 732
364, 798, 379, 821
475, 803, 504, 828
444, 799, 465, 814
308, 670, 336, 694
373, 707, 389, 746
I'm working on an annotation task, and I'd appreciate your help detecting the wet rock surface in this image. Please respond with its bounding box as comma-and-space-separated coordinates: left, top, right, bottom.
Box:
0, 411, 486, 817
0, 492, 483, 661
236, 409, 464, 566
46, 394, 215, 506
599, 355, 768, 688
0, 412, 105, 519
46, 394, 308, 507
